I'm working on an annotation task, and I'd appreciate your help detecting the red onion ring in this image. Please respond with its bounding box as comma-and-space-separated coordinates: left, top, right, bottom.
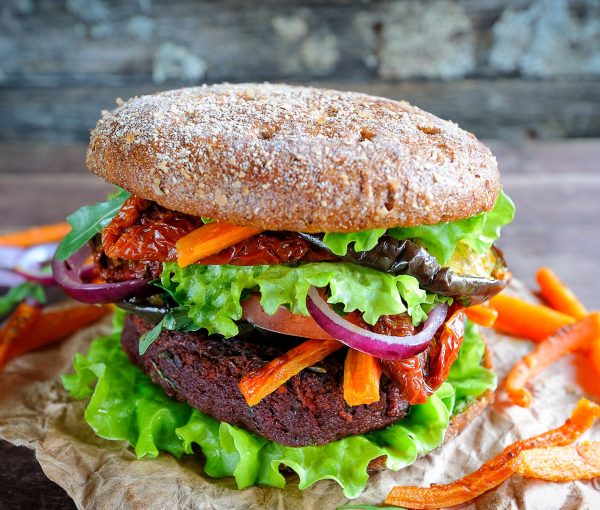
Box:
306, 287, 448, 360
52, 244, 153, 304
0, 246, 26, 270
1, 244, 57, 285
0, 268, 26, 288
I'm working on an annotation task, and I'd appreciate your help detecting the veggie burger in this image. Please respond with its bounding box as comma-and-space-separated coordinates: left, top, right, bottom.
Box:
54, 84, 515, 498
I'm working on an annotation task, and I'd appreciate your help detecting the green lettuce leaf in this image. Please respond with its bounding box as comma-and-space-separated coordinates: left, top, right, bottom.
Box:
321, 190, 515, 265
323, 229, 387, 256
55, 188, 131, 261
157, 262, 452, 338
389, 190, 515, 264
62, 312, 495, 499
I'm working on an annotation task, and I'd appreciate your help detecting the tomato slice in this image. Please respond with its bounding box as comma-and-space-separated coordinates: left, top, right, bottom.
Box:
241, 294, 334, 340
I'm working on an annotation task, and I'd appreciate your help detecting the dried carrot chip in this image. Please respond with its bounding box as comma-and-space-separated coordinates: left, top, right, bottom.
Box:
6, 304, 110, 362
0, 301, 42, 368
464, 304, 498, 328
508, 442, 600, 482
505, 313, 600, 407
385, 399, 600, 509
490, 293, 575, 341
536, 267, 588, 320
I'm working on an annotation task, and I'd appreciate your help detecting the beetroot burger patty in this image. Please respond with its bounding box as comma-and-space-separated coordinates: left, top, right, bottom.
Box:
121, 313, 411, 447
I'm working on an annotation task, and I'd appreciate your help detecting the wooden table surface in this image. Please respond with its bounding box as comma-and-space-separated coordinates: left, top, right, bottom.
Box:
1, 140, 599, 508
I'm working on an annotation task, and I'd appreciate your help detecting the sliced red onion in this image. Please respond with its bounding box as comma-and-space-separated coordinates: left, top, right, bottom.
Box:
0, 246, 26, 270
80, 264, 98, 282
0, 243, 58, 285
13, 268, 54, 285
52, 244, 153, 304
0, 268, 26, 288
306, 287, 448, 360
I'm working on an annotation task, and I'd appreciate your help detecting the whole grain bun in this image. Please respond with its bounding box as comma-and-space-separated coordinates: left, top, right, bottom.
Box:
87, 83, 500, 232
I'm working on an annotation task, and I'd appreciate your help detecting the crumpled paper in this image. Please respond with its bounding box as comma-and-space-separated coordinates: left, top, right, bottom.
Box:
1, 280, 599, 510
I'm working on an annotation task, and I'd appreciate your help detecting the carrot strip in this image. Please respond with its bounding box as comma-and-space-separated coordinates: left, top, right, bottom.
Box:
505, 313, 600, 407
176, 222, 262, 267
0, 301, 42, 368
592, 339, 600, 377
385, 398, 600, 509
239, 338, 343, 406
508, 442, 600, 482
536, 267, 588, 320
0, 222, 71, 247
464, 304, 498, 328
5, 304, 110, 362
490, 293, 575, 341
343, 349, 382, 406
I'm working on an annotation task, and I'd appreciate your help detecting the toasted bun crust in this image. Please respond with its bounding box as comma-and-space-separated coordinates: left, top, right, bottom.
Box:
367, 336, 494, 470
87, 83, 500, 232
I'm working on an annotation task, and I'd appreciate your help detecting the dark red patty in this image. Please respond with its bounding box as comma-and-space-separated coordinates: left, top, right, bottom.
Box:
121, 313, 410, 447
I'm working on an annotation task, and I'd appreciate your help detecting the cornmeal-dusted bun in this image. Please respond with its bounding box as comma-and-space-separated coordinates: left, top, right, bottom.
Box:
87, 83, 499, 232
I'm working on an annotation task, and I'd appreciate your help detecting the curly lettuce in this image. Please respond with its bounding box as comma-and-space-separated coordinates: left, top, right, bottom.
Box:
62, 312, 495, 499
322, 190, 515, 265
155, 262, 452, 339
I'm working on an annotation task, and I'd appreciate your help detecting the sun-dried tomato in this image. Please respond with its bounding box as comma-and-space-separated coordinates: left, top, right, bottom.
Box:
198, 232, 337, 266
102, 197, 202, 262
426, 307, 465, 390
377, 311, 464, 405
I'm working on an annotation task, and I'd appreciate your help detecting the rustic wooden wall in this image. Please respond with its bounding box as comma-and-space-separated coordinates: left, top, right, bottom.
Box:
1, 0, 600, 142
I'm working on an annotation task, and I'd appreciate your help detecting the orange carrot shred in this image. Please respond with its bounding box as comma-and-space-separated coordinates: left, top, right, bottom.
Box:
176, 222, 262, 267
464, 304, 498, 328
0, 301, 42, 369
343, 349, 382, 406
490, 293, 575, 341
592, 339, 600, 377
0, 222, 71, 247
385, 399, 600, 509
239, 338, 343, 406
536, 267, 588, 320
5, 304, 110, 362
508, 442, 600, 482
505, 313, 600, 407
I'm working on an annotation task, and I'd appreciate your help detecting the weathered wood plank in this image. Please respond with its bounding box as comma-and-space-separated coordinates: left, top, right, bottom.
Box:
0, 175, 112, 226
0, 441, 76, 510
3, 79, 600, 143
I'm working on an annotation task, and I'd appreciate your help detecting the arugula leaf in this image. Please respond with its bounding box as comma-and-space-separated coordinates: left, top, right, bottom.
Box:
139, 307, 194, 355
55, 188, 131, 261
0, 282, 46, 316
321, 190, 515, 265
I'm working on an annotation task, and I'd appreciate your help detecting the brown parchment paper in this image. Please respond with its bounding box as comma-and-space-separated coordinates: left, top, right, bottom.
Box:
1, 280, 600, 510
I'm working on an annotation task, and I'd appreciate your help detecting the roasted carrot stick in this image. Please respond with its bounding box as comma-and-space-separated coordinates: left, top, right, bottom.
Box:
343, 349, 382, 406
176, 222, 262, 267
505, 313, 600, 407
385, 399, 600, 509
536, 267, 588, 320
5, 304, 110, 362
0, 301, 42, 368
0, 222, 71, 247
239, 338, 343, 406
464, 304, 498, 328
490, 293, 575, 341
